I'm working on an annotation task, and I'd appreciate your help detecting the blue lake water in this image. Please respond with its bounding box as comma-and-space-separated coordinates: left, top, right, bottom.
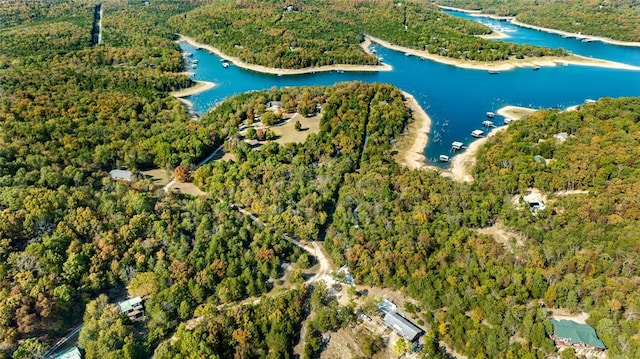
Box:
182, 12, 640, 166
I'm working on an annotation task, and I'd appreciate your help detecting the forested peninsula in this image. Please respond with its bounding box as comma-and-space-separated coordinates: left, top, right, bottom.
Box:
170, 0, 566, 70
436, 0, 640, 43
2, 0, 640, 358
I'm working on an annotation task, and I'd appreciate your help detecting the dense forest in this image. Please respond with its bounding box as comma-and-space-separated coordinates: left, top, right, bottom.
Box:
2, 0, 640, 358
170, 0, 566, 69
436, 0, 640, 42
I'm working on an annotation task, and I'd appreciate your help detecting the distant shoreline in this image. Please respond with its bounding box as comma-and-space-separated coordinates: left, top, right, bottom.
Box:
366, 35, 640, 71
178, 34, 392, 75
509, 19, 640, 48
178, 33, 638, 78
438, 5, 640, 48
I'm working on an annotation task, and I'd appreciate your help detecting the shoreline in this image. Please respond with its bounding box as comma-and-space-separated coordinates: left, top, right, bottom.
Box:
444, 105, 537, 182
438, 5, 640, 48
178, 34, 392, 75
366, 35, 640, 71
509, 19, 640, 48
178, 33, 638, 77
395, 91, 435, 171
170, 80, 216, 118
170, 80, 216, 98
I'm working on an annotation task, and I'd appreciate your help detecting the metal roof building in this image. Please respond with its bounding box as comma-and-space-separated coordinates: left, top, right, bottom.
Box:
551, 319, 606, 350
383, 312, 424, 342
109, 169, 133, 182
52, 346, 82, 359
117, 296, 145, 321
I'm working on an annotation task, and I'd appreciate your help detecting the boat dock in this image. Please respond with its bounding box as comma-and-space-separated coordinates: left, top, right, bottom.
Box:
471, 129, 485, 138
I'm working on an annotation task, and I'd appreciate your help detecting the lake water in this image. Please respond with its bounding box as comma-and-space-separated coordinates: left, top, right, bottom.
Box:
182, 11, 640, 166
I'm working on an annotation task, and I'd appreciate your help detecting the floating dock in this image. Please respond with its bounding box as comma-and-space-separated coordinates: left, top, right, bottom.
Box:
471, 129, 485, 138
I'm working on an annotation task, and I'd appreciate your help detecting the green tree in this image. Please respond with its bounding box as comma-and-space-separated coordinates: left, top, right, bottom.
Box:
12, 338, 46, 359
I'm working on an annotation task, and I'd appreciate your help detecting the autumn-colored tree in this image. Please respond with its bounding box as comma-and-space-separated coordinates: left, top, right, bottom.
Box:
173, 166, 191, 182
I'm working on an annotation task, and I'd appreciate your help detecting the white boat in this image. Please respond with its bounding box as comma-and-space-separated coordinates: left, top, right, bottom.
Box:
405, 52, 411, 56
191, 64, 197, 68
192, 59, 199, 64
452, 141, 464, 150
222, 62, 229, 68
486, 112, 495, 118
488, 70, 500, 74
503, 117, 514, 124
533, 65, 540, 70
439, 155, 450, 162
471, 129, 485, 138
584, 99, 596, 103
482, 120, 494, 128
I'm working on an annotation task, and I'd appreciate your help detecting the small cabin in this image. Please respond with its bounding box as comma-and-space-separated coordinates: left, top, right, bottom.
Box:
266, 101, 283, 109
551, 319, 606, 352
109, 169, 133, 182
118, 296, 145, 321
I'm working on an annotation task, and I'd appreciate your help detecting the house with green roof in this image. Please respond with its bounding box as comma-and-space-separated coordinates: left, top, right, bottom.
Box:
551, 319, 606, 352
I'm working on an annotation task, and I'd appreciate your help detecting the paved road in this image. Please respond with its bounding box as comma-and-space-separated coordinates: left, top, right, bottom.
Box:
43, 324, 83, 358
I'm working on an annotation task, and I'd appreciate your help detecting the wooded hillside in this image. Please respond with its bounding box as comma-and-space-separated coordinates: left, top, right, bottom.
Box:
437, 0, 640, 42
171, 0, 566, 69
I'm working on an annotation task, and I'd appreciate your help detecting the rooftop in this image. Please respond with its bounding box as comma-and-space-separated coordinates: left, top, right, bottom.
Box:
551, 319, 606, 349
118, 296, 143, 313
52, 346, 82, 359
383, 311, 424, 342
109, 169, 133, 181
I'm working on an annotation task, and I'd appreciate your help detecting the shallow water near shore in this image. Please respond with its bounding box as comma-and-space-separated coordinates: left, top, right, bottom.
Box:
182, 12, 640, 167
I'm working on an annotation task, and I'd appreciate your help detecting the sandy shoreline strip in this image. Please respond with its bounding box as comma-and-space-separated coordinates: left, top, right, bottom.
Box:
395, 92, 435, 170
170, 80, 216, 118
438, 4, 640, 48
179, 33, 637, 77
178, 34, 392, 75
366, 35, 640, 71
171, 80, 216, 98
510, 19, 640, 48
444, 106, 537, 182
